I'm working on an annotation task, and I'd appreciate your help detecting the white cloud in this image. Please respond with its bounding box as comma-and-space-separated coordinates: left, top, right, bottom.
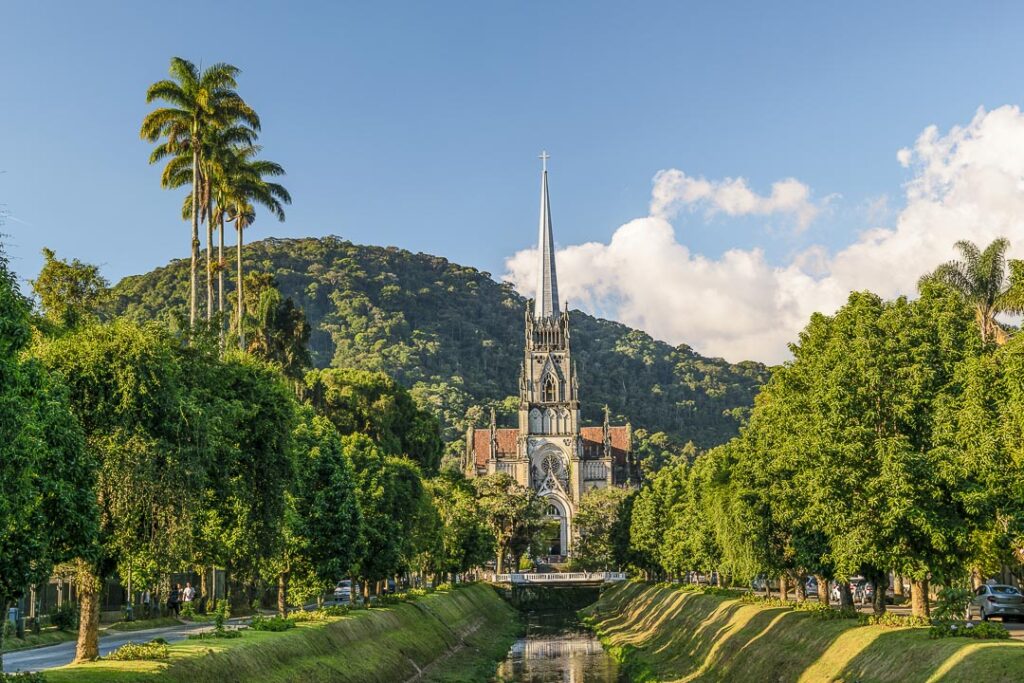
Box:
648, 169, 822, 231
504, 105, 1024, 364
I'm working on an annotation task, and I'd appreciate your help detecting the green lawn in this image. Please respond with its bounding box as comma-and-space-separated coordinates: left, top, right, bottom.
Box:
583, 582, 1024, 682
46, 584, 519, 683
107, 617, 184, 632
1, 628, 77, 653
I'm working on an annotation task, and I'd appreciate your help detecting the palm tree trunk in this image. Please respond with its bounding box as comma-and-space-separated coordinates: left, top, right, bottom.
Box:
205, 178, 213, 321
218, 213, 225, 345
237, 214, 245, 351
189, 145, 200, 328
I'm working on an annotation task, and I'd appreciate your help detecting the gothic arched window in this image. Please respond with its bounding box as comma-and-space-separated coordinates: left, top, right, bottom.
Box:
543, 375, 557, 403
543, 408, 555, 434
545, 504, 560, 517
529, 408, 542, 433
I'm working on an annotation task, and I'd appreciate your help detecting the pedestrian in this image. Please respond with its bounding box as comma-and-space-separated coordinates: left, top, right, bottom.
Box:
141, 588, 151, 619
183, 582, 195, 604
168, 583, 181, 617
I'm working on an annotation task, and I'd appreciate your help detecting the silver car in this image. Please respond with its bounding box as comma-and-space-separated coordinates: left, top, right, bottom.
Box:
970, 584, 1024, 621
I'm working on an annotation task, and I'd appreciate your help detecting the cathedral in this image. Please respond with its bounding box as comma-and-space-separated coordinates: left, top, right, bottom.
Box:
465, 155, 633, 560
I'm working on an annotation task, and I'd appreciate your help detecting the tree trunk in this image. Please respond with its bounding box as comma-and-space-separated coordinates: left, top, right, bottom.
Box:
218, 213, 225, 344
779, 574, 790, 601
237, 216, 245, 351
200, 568, 208, 614
839, 583, 853, 610
190, 144, 200, 329
0, 599, 9, 672
871, 572, 888, 616
795, 573, 807, 602
911, 578, 930, 618
277, 572, 288, 617
74, 569, 101, 663
496, 546, 506, 575
893, 573, 905, 598
970, 568, 983, 590
205, 180, 213, 321
816, 576, 829, 605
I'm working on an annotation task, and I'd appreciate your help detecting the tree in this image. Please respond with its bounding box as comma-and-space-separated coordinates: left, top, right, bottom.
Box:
218, 147, 289, 350
921, 237, 1024, 344
33, 320, 209, 660
573, 487, 630, 570
30, 247, 109, 330
473, 473, 542, 574
246, 277, 311, 381
274, 407, 361, 614
420, 473, 492, 582
340, 433, 424, 596
0, 246, 97, 669
141, 57, 259, 328
307, 368, 443, 474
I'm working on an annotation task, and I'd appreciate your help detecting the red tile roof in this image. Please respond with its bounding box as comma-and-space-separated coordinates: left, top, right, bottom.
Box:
471, 428, 519, 467
580, 426, 631, 465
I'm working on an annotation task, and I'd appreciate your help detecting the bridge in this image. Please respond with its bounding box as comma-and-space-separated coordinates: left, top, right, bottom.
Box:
488, 571, 628, 586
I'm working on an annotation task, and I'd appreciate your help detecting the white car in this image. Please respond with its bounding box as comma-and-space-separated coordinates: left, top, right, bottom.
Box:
333, 580, 353, 603
970, 584, 1024, 621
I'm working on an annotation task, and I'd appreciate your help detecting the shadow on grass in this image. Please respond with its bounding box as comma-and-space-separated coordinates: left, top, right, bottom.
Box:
591, 584, 1024, 683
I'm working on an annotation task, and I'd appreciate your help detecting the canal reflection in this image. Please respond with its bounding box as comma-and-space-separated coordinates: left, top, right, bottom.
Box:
493, 611, 627, 682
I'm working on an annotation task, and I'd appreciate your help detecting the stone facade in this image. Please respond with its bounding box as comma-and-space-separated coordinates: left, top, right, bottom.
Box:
465, 157, 633, 558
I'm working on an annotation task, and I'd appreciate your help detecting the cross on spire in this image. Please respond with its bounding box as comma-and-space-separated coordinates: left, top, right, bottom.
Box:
539, 150, 550, 172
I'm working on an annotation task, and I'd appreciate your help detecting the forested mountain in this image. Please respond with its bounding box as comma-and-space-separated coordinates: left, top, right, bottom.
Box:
110, 236, 769, 451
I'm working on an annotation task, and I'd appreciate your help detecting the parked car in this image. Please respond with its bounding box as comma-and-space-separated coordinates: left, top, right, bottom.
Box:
805, 577, 818, 596
970, 584, 1024, 622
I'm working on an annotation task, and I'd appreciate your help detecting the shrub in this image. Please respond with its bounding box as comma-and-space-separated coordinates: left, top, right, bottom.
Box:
105, 640, 170, 661
188, 629, 241, 640
290, 606, 348, 622
249, 615, 295, 632
929, 620, 1010, 640
49, 602, 78, 631
179, 602, 196, 619
214, 600, 230, 631
857, 613, 931, 628
435, 582, 453, 592
933, 586, 973, 621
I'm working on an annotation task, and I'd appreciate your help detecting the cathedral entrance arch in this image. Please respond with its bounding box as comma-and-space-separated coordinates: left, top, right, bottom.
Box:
539, 494, 569, 559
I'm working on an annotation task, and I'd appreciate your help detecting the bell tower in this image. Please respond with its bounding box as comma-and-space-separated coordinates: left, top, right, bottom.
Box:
517, 152, 580, 557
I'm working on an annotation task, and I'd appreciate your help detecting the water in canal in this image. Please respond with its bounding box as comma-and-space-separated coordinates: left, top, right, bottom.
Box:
493, 608, 627, 682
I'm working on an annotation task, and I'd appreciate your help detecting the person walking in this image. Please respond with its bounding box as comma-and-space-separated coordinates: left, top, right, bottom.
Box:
183, 582, 195, 605
168, 583, 181, 617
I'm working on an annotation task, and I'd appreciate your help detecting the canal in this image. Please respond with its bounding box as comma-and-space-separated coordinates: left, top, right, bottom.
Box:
492, 586, 627, 682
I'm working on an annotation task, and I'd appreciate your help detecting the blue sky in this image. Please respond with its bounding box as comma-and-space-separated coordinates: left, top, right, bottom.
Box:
4, 2, 1024, 360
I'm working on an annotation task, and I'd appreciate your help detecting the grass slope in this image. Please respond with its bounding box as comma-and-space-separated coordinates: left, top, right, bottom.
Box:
583, 582, 1024, 682
1, 628, 76, 653
46, 584, 519, 683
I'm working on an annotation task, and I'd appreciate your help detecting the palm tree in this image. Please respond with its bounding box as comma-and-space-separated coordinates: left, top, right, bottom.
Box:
217, 148, 290, 350
141, 57, 259, 328
920, 237, 1024, 344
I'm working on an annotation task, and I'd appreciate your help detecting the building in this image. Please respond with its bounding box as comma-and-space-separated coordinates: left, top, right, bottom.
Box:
465, 154, 633, 560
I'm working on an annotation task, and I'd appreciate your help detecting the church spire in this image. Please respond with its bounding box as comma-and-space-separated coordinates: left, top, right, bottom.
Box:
534, 151, 560, 319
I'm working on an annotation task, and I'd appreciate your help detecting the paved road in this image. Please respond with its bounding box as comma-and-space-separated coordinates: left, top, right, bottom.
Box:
2, 619, 245, 672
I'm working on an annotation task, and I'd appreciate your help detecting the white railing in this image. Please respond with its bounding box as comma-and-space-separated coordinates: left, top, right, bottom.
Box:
490, 571, 628, 584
